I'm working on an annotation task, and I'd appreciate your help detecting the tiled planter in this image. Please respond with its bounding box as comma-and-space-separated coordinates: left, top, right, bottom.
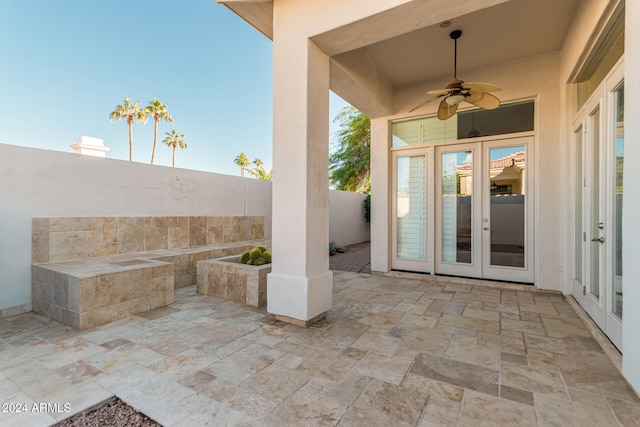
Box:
197, 255, 269, 307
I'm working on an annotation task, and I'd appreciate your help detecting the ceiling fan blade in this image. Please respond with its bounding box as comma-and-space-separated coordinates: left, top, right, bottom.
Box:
409, 94, 441, 113
463, 82, 501, 93
437, 99, 458, 120
426, 88, 451, 95
465, 92, 501, 110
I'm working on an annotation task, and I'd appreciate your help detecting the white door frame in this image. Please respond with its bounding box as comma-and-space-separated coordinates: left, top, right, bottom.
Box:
571, 59, 624, 350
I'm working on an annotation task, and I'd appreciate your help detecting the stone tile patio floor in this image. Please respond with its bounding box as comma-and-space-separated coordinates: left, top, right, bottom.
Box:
1, 271, 639, 426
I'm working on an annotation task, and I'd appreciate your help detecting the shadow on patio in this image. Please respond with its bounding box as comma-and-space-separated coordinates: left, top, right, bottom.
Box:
1, 272, 638, 426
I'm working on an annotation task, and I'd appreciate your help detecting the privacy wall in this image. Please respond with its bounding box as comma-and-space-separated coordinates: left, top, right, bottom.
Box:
0, 144, 369, 316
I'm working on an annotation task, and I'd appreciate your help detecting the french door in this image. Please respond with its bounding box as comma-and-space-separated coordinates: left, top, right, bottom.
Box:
434, 137, 534, 282
392, 136, 534, 283
572, 62, 623, 349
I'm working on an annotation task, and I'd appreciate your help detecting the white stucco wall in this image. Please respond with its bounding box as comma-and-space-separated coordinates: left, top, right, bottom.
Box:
0, 143, 368, 316
372, 52, 563, 292
329, 190, 370, 247
623, 0, 640, 395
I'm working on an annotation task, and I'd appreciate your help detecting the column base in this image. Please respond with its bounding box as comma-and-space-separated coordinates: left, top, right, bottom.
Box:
275, 312, 326, 327
267, 270, 333, 326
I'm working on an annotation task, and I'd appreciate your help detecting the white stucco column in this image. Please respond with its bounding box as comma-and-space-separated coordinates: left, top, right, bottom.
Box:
266, 30, 332, 325
370, 117, 390, 272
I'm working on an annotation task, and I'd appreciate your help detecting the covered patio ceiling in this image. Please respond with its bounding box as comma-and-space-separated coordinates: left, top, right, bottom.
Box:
337, 0, 582, 89
220, 0, 583, 118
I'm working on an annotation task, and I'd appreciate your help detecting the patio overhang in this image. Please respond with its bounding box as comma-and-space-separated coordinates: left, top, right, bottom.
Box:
217, 0, 581, 119
215, 0, 274, 39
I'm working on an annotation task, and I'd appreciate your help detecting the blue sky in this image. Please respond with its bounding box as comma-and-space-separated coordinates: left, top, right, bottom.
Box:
0, 0, 348, 176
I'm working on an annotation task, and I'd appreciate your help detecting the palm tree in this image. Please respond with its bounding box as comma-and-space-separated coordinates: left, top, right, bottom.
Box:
110, 98, 148, 161
234, 153, 250, 177
248, 157, 273, 180
146, 98, 173, 165
162, 129, 187, 168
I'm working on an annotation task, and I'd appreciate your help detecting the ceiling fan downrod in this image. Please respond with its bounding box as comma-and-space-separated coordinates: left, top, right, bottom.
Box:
450, 30, 462, 80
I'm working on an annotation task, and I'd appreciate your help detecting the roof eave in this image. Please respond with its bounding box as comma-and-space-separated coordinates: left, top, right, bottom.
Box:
215, 0, 274, 40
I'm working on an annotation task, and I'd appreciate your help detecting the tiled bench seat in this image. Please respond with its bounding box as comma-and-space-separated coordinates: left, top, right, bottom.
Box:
32, 257, 174, 329
31, 216, 266, 329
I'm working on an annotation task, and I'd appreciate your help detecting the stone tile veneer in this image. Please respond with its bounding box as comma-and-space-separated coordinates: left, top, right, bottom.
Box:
32, 260, 174, 329
197, 255, 270, 307
31, 216, 265, 329
32, 216, 264, 264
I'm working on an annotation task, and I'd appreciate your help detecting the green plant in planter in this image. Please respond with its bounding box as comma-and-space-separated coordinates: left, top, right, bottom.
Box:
241, 246, 272, 266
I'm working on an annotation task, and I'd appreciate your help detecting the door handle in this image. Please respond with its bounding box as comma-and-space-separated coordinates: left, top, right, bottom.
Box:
483, 227, 490, 230
591, 237, 605, 243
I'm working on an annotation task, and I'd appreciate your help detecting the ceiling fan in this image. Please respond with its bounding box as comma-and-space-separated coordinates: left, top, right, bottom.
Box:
409, 30, 501, 120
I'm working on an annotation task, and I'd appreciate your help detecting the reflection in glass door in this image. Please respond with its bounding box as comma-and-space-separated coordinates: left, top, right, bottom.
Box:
488, 147, 525, 268
483, 138, 534, 282
589, 106, 602, 300
435, 145, 481, 278
441, 151, 473, 264
434, 139, 533, 282
392, 151, 430, 272
612, 82, 624, 321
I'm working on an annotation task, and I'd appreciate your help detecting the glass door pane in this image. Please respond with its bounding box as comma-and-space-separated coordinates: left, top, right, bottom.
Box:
589, 107, 601, 299
396, 155, 427, 261
441, 151, 472, 264
612, 83, 624, 319
482, 136, 534, 283
575, 127, 584, 283
488, 146, 526, 267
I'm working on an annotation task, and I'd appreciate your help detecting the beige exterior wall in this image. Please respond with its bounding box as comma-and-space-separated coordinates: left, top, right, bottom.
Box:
0, 143, 368, 317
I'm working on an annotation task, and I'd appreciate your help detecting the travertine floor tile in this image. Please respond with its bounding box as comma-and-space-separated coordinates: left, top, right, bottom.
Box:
350, 330, 401, 356
534, 393, 619, 427
354, 350, 414, 385
116, 374, 185, 410
555, 351, 640, 402
2, 410, 57, 427
427, 300, 466, 316
328, 369, 372, 406
137, 386, 196, 426
445, 335, 500, 370
401, 373, 464, 403
298, 349, 357, 382
400, 327, 452, 356
607, 396, 640, 427
460, 389, 536, 427
500, 360, 567, 399
0, 273, 637, 427
148, 348, 218, 381
171, 395, 244, 427
265, 387, 348, 427
205, 343, 281, 384
227, 388, 279, 419
244, 363, 311, 403
411, 353, 499, 396
340, 379, 426, 427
